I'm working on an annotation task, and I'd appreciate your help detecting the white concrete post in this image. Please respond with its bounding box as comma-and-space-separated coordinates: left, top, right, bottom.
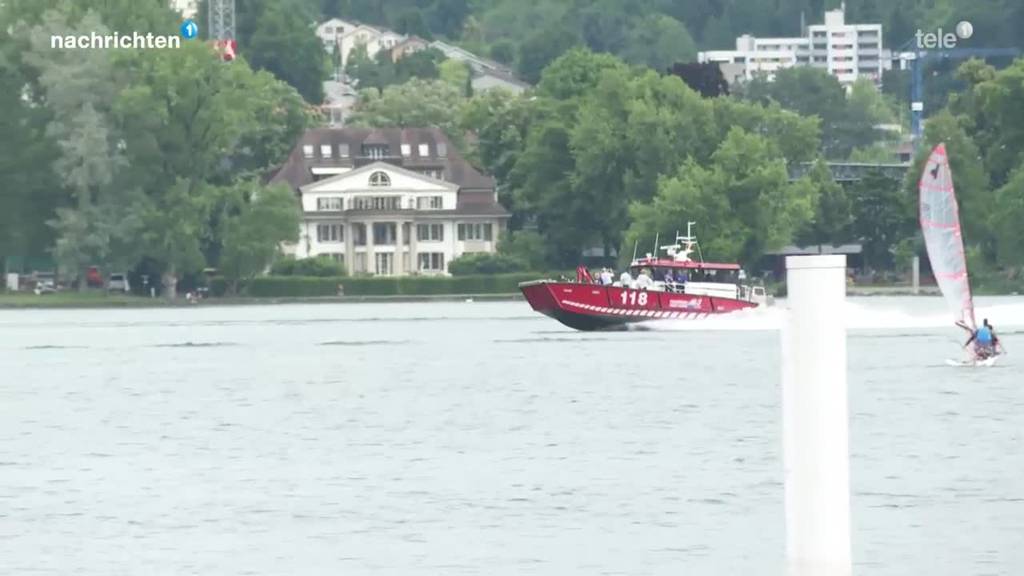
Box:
912, 256, 920, 295
782, 255, 851, 576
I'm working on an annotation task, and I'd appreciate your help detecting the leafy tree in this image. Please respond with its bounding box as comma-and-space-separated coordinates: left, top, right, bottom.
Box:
425, 0, 471, 37
991, 166, 1024, 271
23, 10, 131, 286
516, 22, 581, 84
394, 48, 444, 82
439, 59, 471, 92
668, 62, 730, 97
536, 47, 629, 101
393, 9, 433, 40
795, 160, 854, 246
619, 14, 697, 72
219, 183, 300, 289
115, 42, 310, 296
497, 229, 548, 270
349, 79, 466, 143
489, 39, 516, 65
0, 32, 63, 268
247, 0, 326, 103
627, 128, 816, 265
850, 170, 914, 269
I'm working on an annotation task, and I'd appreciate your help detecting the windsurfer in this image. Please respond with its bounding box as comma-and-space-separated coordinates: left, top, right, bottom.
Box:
963, 318, 1001, 359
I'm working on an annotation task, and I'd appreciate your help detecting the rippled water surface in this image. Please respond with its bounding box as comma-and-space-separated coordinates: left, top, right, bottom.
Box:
2, 298, 1023, 575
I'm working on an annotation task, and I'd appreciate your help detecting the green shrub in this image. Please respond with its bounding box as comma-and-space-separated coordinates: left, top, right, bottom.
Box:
239, 273, 548, 297
270, 256, 346, 277
449, 252, 527, 275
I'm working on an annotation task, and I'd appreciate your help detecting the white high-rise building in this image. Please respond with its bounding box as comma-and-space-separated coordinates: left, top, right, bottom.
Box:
698, 5, 888, 87
169, 0, 197, 19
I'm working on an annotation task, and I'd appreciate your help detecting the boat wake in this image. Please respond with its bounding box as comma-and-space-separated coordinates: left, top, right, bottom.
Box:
645, 300, 1024, 332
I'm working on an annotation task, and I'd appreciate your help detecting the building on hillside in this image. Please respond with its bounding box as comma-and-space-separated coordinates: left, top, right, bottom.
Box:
337, 24, 406, 69
270, 128, 509, 276
321, 81, 358, 126
169, 0, 197, 18
316, 18, 359, 53
431, 40, 529, 94
390, 36, 431, 62
699, 5, 889, 88
472, 68, 530, 95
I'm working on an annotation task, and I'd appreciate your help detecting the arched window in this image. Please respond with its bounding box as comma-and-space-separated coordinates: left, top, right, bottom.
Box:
369, 171, 391, 187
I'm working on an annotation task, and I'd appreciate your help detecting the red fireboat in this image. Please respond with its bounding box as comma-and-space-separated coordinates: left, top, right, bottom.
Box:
519, 224, 770, 331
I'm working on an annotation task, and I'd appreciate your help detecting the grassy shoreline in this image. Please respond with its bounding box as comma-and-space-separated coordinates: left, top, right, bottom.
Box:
0, 292, 526, 309
4, 281, 1021, 309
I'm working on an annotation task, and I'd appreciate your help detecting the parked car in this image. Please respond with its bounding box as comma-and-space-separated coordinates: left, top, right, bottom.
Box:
86, 266, 103, 288
107, 273, 131, 293
33, 271, 58, 295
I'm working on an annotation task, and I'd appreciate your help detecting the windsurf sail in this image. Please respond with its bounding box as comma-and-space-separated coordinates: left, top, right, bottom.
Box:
919, 143, 975, 329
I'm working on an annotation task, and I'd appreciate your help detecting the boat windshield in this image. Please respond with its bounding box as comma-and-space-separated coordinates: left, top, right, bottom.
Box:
632, 266, 740, 284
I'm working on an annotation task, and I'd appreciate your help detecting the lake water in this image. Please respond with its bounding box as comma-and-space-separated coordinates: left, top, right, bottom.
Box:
2, 297, 1023, 575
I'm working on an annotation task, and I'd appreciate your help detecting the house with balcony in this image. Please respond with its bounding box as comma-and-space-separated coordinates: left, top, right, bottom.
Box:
270, 128, 509, 276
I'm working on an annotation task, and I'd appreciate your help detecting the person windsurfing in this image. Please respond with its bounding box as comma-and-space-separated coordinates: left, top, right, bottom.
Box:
919, 143, 1001, 365
962, 319, 1003, 360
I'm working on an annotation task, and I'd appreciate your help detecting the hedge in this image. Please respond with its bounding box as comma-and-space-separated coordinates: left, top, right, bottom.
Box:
236, 273, 555, 298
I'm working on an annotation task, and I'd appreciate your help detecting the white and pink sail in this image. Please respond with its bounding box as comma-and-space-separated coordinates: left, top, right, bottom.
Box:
919, 143, 975, 329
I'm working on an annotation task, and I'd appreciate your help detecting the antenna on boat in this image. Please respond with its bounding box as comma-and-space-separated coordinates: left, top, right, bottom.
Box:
652, 233, 659, 260
631, 239, 638, 262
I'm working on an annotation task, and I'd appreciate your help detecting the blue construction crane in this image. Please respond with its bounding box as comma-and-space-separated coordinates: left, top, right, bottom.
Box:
896, 44, 1019, 147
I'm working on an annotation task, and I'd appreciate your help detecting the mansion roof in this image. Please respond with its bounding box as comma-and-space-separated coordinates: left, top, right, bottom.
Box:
270, 127, 506, 217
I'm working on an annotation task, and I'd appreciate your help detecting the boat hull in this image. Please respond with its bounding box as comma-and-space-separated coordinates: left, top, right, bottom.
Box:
519, 280, 758, 331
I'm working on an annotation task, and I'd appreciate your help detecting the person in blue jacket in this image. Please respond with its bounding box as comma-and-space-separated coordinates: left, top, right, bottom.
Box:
964, 318, 1001, 359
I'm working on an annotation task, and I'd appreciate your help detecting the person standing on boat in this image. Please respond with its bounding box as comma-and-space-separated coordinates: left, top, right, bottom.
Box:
600, 268, 614, 285
636, 269, 653, 289
619, 270, 632, 287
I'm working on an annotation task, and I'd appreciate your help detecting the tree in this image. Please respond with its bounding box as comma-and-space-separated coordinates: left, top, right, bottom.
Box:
0, 30, 63, 269
991, 166, 1024, 272
536, 47, 629, 101
247, 0, 326, 103
219, 183, 300, 290
395, 48, 444, 83
739, 67, 893, 158
425, 0, 471, 38
393, 9, 433, 40
850, 170, 914, 269
516, 22, 581, 84
795, 160, 854, 247
619, 14, 697, 72
23, 10, 131, 287
438, 59, 471, 92
489, 39, 516, 65
668, 62, 730, 97
115, 42, 310, 296
627, 127, 817, 265
349, 79, 466, 143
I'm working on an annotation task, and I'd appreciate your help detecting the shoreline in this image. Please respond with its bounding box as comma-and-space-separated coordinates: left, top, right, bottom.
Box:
2, 286, 1018, 309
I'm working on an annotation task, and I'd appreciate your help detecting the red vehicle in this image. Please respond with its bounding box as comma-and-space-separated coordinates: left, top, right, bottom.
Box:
86, 266, 103, 288
520, 224, 770, 331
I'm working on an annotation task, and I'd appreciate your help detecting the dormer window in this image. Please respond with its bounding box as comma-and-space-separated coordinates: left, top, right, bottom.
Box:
418, 143, 429, 157
401, 143, 411, 157
369, 171, 391, 187
339, 143, 349, 158
320, 144, 332, 158
302, 145, 314, 159
363, 145, 388, 159
437, 142, 447, 157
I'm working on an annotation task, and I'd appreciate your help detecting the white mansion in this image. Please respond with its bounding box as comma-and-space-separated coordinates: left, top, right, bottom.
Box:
270, 127, 509, 276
